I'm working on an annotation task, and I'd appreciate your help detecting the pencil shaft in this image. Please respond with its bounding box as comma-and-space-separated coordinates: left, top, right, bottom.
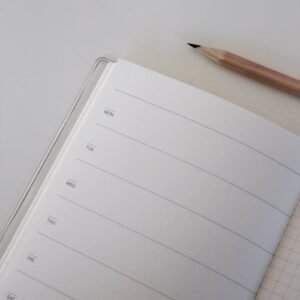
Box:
200, 47, 300, 96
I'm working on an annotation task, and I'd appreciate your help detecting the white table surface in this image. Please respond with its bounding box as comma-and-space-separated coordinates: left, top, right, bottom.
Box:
1, 0, 300, 235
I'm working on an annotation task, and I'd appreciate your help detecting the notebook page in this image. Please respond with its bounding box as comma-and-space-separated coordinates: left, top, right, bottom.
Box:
256, 202, 300, 300
0, 59, 299, 300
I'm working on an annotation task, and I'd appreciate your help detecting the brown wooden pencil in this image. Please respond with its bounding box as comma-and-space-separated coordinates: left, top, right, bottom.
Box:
188, 43, 300, 96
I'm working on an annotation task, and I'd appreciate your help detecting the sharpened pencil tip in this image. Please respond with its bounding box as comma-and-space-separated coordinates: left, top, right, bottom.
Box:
187, 43, 201, 48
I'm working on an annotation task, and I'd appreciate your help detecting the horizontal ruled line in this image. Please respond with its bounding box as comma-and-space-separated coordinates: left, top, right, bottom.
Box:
77, 157, 274, 254
77, 157, 272, 254
115, 88, 300, 177
57, 193, 256, 295
17, 269, 75, 300
38, 232, 176, 300
95, 122, 290, 218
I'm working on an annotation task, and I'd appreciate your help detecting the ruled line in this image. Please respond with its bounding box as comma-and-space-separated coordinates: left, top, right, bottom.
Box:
76, 158, 273, 256
17, 269, 75, 300
37, 232, 176, 300
56, 193, 256, 294
95, 122, 290, 218
114, 88, 300, 177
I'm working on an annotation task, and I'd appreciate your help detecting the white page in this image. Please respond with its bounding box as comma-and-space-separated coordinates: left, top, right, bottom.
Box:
0, 59, 299, 300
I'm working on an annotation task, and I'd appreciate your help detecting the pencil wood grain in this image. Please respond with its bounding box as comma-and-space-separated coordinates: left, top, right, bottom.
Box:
199, 47, 300, 96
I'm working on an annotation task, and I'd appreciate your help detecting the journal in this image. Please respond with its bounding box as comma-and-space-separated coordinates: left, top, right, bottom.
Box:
0, 58, 299, 300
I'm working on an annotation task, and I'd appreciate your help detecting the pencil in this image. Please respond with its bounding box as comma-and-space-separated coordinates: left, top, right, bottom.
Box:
188, 43, 300, 96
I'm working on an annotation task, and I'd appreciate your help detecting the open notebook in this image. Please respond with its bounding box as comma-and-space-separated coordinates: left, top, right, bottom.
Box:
0, 58, 300, 300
